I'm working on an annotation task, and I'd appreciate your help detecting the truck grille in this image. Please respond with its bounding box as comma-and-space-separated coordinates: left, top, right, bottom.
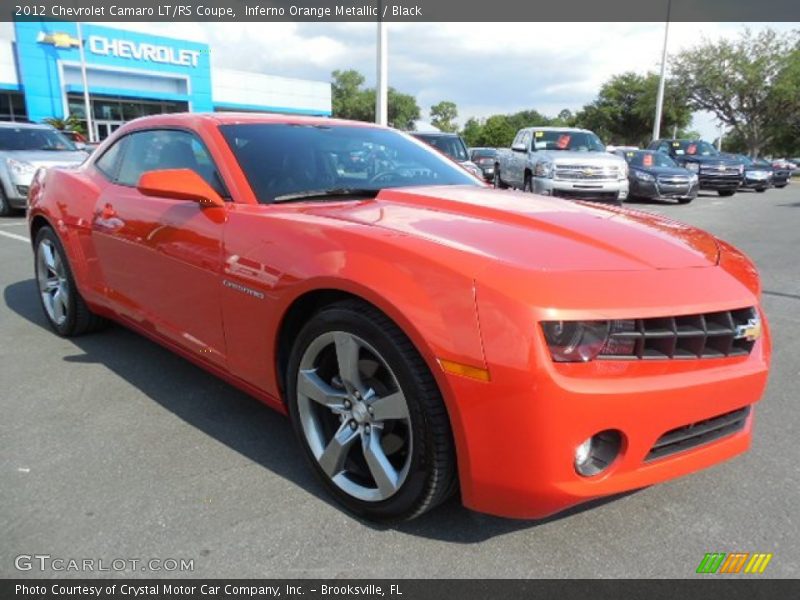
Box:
555, 165, 620, 181
701, 164, 740, 176
645, 406, 751, 461
657, 175, 691, 185
598, 307, 759, 360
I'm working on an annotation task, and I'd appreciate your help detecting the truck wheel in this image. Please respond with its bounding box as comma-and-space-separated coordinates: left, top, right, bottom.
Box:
0, 188, 13, 217
756, 187, 767, 193
523, 173, 533, 192
775, 184, 787, 189
717, 190, 735, 197
677, 197, 693, 204
492, 167, 508, 189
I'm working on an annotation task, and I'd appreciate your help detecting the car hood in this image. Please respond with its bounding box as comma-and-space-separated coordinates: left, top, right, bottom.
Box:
537, 150, 624, 166
680, 154, 741, 166
1, 149, 87, 168
309, 185, 720, 272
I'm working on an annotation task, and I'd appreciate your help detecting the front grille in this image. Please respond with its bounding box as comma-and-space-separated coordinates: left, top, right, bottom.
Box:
701, 164, 740, 176
555, 165, 620, 181
598, 307, 759, 360
646, 406, 751, 461
657, 175, 690, 185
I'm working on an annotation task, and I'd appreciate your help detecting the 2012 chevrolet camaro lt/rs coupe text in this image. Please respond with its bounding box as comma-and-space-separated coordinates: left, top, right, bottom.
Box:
28, 114, 770, 521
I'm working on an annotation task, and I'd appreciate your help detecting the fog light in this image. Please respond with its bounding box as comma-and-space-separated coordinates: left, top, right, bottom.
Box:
574, 430, 622, 477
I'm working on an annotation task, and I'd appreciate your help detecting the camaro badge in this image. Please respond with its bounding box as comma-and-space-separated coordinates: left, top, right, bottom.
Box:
735, 316, 762, 341
37, 32, 81, 49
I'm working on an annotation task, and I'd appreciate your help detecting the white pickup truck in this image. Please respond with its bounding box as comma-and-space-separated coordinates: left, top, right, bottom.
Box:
494, 127, 628, 204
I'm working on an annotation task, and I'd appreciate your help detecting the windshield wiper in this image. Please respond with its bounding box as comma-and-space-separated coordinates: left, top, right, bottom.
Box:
272, 188, 380, 204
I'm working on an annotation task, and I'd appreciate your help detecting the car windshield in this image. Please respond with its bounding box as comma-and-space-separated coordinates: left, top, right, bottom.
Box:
532, 130, 605, 152
0, 127, 77, 151
624, 151, 678, 168
413, 134, 470, 162
470, 148, 496, 159
672, 140, 718, 157
219, 124, 480, 204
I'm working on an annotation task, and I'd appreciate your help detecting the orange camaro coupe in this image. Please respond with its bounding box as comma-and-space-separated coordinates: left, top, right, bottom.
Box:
28, 114, 771, 521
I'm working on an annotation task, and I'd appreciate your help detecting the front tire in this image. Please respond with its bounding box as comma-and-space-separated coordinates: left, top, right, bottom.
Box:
286, 300, 457, 522
523, 172, 533, 192
677, 197, 693, 204
34, 227, 107, 336
492, 166, 508, 189
718, 190, 735, 197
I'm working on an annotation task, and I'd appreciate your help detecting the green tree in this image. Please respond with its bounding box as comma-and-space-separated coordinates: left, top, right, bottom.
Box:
671, 28, 800, 157
43, 114, 85, 135
480, 115, 517, 148
572, 72, 691, 146
461, 117, 484, 147
330, 69, 420, 129
430, 100, 458, 132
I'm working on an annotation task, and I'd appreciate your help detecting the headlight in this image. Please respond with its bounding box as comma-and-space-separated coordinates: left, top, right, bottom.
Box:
619, 162, 628, 179
466, 164, 482, 177
689, 173, 699, 184
685, 162, 700, 173
6, 158, 37, 180
541, 319, 638, 362
535, 161, 555, 179
633, 170, 654, 182
738, 164, 744, 174
541, 321, 610, 362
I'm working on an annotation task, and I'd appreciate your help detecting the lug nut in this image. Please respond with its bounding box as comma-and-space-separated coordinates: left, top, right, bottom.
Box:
344, 400, 351, 409
350, 421, 357, 431
364, 424, 371, 434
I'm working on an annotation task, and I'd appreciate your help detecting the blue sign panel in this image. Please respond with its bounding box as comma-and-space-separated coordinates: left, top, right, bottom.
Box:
14, 21, 213, 123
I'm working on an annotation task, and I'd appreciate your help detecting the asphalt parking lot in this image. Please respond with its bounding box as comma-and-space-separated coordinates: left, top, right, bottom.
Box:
1, 185, 798, 579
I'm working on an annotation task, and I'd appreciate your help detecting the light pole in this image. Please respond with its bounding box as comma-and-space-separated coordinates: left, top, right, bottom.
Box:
376, 8, 388, 126
652, 0, 672, 142
75, 21, 95, 142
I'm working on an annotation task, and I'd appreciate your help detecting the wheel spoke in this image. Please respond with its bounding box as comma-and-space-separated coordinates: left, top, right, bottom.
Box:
334, 332, 363, 392
318, 421, 359, 477
297, 369, 347, 411
52, 289, 66, 322
368, 391, 408, 422
42, 242, 56, 273
362, 431, 400, 497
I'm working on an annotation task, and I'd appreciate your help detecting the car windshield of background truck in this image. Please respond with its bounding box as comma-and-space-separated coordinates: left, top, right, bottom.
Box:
625, 151, 678, 168
673, 140, 719, 156
219, 124, 479, 203
533, 130, 605, 152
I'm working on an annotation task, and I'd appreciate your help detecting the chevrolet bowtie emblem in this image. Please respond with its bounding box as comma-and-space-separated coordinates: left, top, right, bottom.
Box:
735, 316, 762, 342
583, 168, 597, 176
37, 32, 81, 49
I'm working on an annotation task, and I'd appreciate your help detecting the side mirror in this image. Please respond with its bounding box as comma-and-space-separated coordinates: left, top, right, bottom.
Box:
511, 143, 527, 153
137, 169, 225, 208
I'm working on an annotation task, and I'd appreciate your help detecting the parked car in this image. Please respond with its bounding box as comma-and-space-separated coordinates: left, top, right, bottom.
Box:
723, 154, 772, 192
762, 158, 791, 188
0, 122, 88, 215
468, 147, 497, 181
614, 149, 698, 204
495, 127, 628, 204
29, 113, 770, 522
648, 139, 744, 196
410, 132, 483, 178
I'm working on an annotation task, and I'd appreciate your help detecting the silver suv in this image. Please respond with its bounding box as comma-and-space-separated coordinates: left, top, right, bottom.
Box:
0, 123, 88, 215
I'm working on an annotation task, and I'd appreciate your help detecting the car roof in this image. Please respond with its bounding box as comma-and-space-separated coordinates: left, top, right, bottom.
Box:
412, 132, 460, 137
522, 126, 593, 133
0, 121, 53, 130
121, 112, 380, 130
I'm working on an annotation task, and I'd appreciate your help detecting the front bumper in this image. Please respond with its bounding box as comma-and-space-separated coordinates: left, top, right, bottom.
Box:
698, 174, 742, 190
535, 178, 628, 203
631, 178, 699, 201
443, 268, 770, 519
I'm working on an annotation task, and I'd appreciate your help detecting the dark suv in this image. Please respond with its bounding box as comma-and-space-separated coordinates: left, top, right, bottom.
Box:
648, 139, 744, 196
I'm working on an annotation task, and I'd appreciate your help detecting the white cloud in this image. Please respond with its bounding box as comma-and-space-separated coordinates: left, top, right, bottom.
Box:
97, 20, 796, 142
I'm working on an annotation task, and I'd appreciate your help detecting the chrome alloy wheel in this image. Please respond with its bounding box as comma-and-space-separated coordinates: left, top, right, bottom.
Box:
36, 239, 69, 326
296, 331, 413, 502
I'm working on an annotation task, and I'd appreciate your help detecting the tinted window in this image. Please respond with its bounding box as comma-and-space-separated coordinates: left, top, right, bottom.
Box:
219, 124, 479, 204
623, 151, 677, 168
0, 127, 77, 151
116, 129, 224, 194
413, 134, 469, 162
470, 148, 497, 159
671, 140, 718, 156
532, 130, 605, 152
95, 137, 127, 179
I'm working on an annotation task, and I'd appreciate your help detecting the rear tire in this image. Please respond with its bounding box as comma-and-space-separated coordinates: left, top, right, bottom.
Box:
775, 184, 787, 189
677, 197, 693, 204
0, 187, 13, 217
717, 190, 735, 197
756, 187, 767, 193
286, 299, 457, 522
34, 227, 107, 336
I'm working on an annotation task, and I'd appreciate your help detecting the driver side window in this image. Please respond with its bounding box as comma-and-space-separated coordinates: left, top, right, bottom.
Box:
115, 129, 228, 197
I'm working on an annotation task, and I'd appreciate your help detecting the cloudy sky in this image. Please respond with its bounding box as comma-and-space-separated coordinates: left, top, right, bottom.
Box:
86, 21, 799, 139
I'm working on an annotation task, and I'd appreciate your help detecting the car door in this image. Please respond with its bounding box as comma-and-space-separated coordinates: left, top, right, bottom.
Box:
90, 128, 228, 367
